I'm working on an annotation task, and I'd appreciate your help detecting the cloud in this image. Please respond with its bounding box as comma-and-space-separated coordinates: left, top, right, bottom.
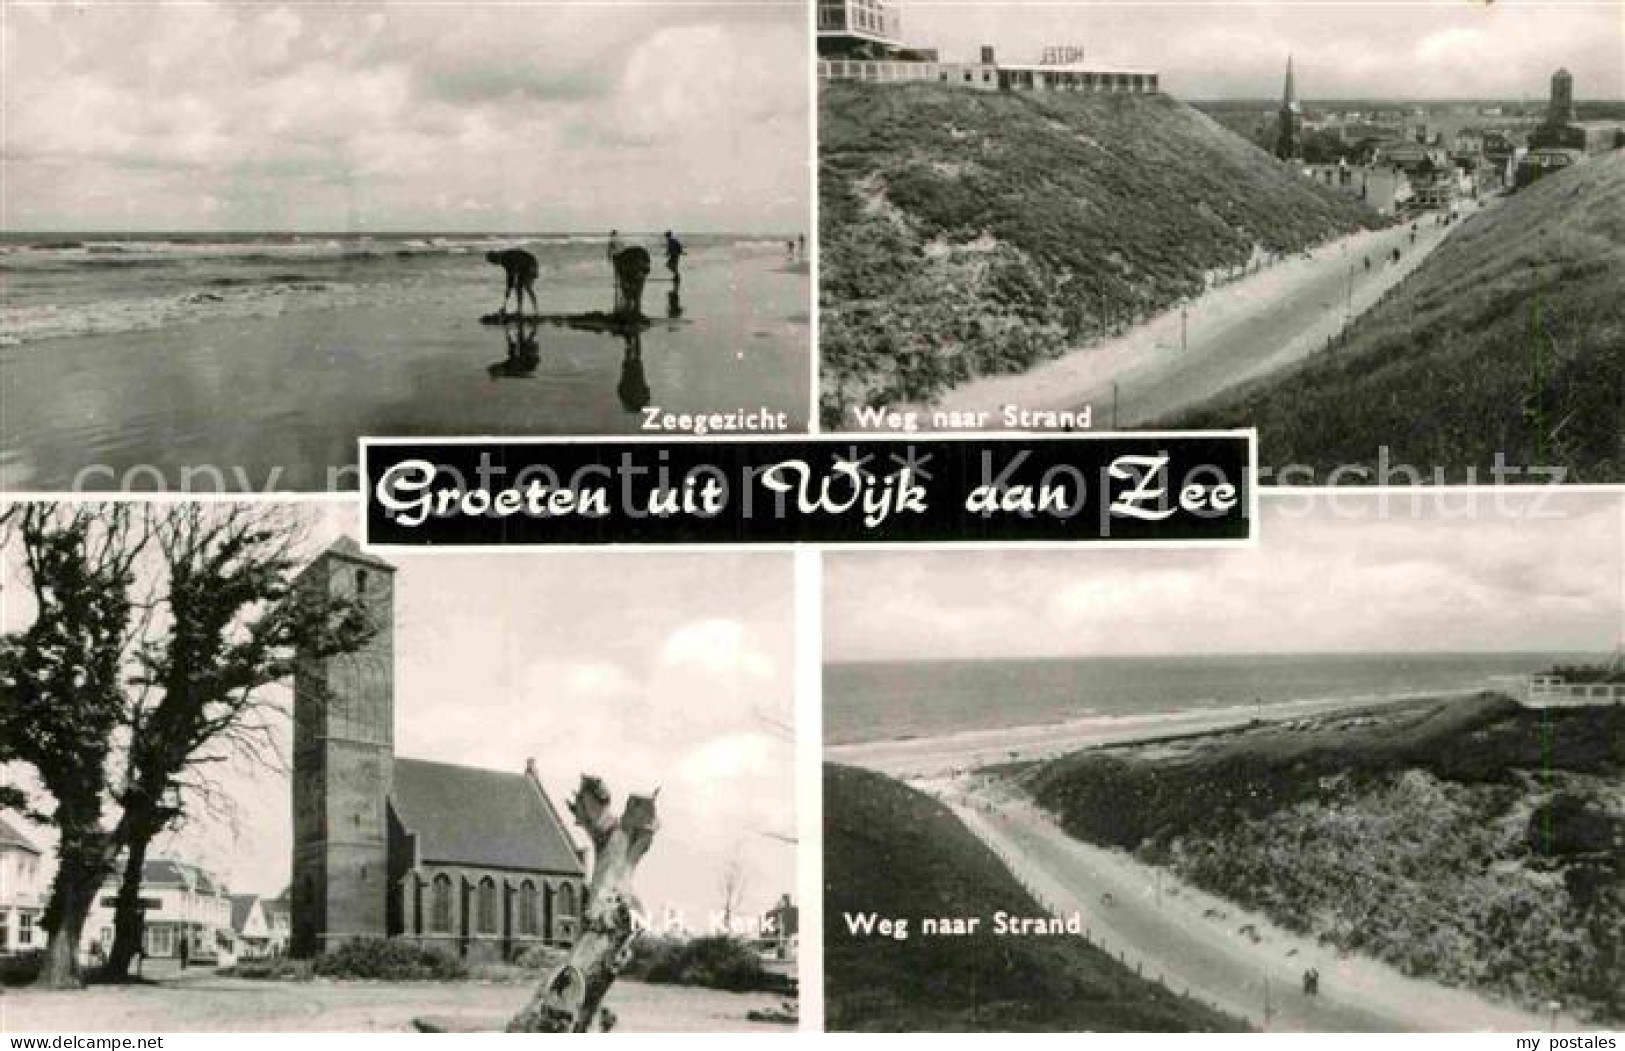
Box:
661, 618, 777, 680
2, 2, 807, 232
826, 493, 1625, 661
904, 1, 1623, 100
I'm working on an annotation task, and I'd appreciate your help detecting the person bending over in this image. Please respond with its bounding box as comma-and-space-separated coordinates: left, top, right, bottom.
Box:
486, 249, 540, 316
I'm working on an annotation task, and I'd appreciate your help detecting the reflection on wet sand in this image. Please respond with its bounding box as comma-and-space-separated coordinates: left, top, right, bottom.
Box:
487, 317, 541, 379
617, 332, 650, 413
484, 307, 675, 414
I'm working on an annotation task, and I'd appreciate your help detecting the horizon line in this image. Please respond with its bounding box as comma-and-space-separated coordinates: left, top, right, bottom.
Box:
826, 648, 1610, 665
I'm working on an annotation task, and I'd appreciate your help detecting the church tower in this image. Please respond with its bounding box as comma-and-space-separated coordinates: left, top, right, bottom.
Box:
1275, 54, 1300, 160
290, 538, 397, 957
1547, 68, 1574, 127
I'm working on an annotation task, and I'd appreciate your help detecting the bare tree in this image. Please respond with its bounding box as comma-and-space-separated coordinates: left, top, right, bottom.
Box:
102, 504, 375, 978
1, 502, 375, 985
718, 844, 749, 933
0, 504, 147, 988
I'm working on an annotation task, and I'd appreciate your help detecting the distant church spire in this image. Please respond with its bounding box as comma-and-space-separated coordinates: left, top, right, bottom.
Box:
1275, 54, 1301, 160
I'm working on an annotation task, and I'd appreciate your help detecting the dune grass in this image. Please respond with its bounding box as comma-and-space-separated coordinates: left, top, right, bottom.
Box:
1176, 152, 1625, 482
1016, 695, 1625, 1022
818, 82, 1383, 425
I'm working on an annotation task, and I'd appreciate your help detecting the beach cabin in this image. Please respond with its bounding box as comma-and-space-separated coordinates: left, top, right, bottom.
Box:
1525, 674, 1625, 708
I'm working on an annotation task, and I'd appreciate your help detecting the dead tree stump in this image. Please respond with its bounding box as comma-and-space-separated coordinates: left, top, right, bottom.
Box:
506, 775, 659, 1033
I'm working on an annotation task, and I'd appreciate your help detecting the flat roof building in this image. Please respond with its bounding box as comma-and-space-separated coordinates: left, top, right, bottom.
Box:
817, 0, 903, 55
817, 2, 1157, 93
820, 43, 1159, 95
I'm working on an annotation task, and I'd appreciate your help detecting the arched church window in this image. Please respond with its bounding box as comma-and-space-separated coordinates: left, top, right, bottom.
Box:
431, 874, 452, 933
557, 883, 576, 919
518, 880, 537, 936
477, 877, 497, 934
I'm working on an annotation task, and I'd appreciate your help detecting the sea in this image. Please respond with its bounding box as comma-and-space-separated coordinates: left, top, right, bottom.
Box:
823, 652, 1599, 746
0, 231, 774, 346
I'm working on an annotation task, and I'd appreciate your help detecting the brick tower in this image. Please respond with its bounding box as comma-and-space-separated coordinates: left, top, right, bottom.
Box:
290, 538, 397, 957
1547, 68, 1574, 128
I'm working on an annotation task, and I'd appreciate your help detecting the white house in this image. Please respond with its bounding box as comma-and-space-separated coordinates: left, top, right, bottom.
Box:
0, 814, 46, 956
81, 857, 232, 965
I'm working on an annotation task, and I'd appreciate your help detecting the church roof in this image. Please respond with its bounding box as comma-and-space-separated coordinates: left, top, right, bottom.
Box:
229, 893, 263, 933
390, 757, 585, 876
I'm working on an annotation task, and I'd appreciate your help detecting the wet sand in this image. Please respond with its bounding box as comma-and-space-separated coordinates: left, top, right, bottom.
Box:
1, 247, 809, 492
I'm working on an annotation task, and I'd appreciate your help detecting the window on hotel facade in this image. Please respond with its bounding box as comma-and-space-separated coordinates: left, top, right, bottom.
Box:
431, 874, 452, 933
477, 877, 497, 934
518, 881, 538, 936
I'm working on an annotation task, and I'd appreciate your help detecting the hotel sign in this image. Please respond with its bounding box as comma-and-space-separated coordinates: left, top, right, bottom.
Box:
1040, 45, 1086, 65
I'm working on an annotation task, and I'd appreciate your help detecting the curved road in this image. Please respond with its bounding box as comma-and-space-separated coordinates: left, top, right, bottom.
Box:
931, 206, 1482, 427
946, 781, 1565, 1033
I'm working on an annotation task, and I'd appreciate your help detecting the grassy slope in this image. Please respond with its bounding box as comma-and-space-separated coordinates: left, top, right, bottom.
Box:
1178, 152, 1625, 481
1017, 695, 1625, 1020
823, 762, 1248, 1032
818, 82, 1383, 425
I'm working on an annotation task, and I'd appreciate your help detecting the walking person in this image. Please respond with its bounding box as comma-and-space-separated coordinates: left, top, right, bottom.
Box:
606, 229, 625, 312
664, 230, 685, 286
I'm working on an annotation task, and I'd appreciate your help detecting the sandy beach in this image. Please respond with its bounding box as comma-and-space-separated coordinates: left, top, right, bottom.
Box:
1, 243, 809, 492
824, 688, 1482, 778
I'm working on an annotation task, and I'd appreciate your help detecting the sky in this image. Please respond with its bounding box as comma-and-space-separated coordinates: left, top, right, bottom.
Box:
825, 491, 1625, 662
1, 501, 799, 930
1, 1, 809, 233
899, 0, 1625, 100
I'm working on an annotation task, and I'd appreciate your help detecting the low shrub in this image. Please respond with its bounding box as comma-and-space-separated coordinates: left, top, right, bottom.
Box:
310, 938, 468, 981
224, 956, 314, 981
0, 950, 43, 986
1527, 792, 1620, 857
623, 934, 771, 993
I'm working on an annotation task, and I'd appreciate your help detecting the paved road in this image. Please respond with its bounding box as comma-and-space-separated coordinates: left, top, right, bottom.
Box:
933, 207, 1481, 426
946, 782, 1563, 1033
